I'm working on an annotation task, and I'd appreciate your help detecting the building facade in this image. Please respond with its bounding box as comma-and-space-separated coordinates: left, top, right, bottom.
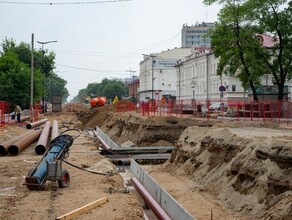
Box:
176, 50, 274, 104
127, 78, 140, 102
181, 22, 215, 48
139, 48, 192, 102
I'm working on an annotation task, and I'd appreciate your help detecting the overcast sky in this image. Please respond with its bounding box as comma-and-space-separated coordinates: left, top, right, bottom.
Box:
0, 0, 221, 101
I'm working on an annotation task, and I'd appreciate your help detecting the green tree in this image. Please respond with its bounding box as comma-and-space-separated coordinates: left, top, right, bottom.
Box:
246, 0, 292, 100
0, 47, 43, 108
45, 73, 69, 103
75, 78, 128, 102
205, 0, 292, 100
0, 38, 69, 108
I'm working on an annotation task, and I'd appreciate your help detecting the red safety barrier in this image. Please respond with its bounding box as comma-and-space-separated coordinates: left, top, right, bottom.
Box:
33, 103, 42, 121
0, 101, 10, 127
117, 99, 292, 127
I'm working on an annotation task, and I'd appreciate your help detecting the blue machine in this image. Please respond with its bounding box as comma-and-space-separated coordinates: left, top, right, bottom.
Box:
25, 129, 80, 190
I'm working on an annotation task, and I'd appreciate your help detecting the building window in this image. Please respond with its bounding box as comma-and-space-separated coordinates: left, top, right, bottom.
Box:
232, 85, 236, 91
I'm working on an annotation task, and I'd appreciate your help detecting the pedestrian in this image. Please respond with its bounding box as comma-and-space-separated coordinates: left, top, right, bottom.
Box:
14, 105, 21, 123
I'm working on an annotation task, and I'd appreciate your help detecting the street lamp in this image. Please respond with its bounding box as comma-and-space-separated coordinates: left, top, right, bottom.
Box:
37, 40, 57, 113
142, 54, 157, 100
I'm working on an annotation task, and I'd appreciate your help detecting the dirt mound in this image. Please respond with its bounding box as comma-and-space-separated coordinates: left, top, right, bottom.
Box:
101, 112, 197, 146
76, 104, 116, 128
62, 102, 91, 113
165, 126, 292, 219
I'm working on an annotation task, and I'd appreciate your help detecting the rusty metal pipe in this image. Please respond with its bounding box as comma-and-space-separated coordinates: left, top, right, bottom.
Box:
96, 135, 110, 150
0, 131, 35, 156
130, 177, 171, 220
51, 120, 59, 141
110, 159, 131, 166
26, 118, 48, 129
35, 121, 51, 155
8, 130, 42, 156
20, 115, 31, 122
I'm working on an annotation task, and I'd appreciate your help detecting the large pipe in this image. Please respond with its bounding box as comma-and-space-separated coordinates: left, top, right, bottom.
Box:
0, 130, 35, 156
26, 118, 48, 129
20, 115, 31, 122
35, 121, 51, 155
7, 130, 42, 156
51, 120, 59, 141
130, 177, 171, 220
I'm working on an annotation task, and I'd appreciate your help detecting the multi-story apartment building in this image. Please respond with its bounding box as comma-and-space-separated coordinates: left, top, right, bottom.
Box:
181, 22, 215, 48
139, 48, 192, 101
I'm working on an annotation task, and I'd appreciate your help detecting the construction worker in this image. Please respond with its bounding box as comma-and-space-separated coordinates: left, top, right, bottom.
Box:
14, 105, 21, 123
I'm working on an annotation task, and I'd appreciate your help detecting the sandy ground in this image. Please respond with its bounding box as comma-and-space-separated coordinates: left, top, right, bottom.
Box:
0, 114, 143, 220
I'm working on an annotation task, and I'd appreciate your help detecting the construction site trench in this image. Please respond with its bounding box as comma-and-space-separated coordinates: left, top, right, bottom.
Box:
0, 103, 291, 220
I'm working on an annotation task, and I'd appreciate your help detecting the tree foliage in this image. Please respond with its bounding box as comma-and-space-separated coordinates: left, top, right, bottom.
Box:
74, 78, 128, 102
45, 73, 69, 103
204, 0, 292, 100
0, 38, 69, 109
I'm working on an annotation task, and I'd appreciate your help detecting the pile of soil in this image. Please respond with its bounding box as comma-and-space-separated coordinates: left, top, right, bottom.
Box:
101, 112, 197, 146
62, 102, 91, 113
76, 104, 116, 128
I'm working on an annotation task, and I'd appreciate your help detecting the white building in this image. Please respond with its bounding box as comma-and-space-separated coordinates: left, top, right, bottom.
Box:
139, 48, 192, 101
176, 49, 274, 104
181, 22, 215, 48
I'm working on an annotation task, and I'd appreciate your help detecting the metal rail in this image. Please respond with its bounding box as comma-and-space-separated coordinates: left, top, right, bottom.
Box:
131, 177, 171, 220
95, 126, 119, 149
130, 160, 196, 220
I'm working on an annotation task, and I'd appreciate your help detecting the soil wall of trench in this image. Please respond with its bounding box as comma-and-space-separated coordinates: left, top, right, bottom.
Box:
169, 126, 292, 219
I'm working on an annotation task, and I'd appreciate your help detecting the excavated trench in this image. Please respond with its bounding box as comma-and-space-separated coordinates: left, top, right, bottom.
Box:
77, 107, 291, 219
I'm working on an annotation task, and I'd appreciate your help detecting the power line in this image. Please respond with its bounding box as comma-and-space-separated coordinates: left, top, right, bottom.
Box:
0, 0, 132, 5
56, 50, 139, 57
56, 63, 126, 73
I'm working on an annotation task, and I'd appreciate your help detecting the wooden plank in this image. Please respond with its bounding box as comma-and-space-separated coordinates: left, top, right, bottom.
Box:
56, 197, 108, 220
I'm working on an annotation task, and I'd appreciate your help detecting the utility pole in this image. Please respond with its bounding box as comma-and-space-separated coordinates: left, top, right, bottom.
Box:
37, 40, 57, 113
30, 33, 34, 111
126, 69, 136, 102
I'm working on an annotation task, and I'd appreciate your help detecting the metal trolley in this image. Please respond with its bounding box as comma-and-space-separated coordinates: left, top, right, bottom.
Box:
24, 129, 80, 190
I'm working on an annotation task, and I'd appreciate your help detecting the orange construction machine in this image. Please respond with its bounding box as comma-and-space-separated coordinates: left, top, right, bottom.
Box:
90, 96, 107, 108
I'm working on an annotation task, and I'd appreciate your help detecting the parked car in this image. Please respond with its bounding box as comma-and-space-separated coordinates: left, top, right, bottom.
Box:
209, 102, 227, 111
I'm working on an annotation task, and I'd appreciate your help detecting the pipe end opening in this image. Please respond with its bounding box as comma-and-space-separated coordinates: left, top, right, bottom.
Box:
8, 145, 19, 156
35, 145, 46, 155
0, 145, 6, 156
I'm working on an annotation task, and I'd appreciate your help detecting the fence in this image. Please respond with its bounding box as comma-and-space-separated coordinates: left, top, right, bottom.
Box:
31, 103, 42, 122
0, 102, 42, 127
0, 101, 10, 127
117, 99, 292, 127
